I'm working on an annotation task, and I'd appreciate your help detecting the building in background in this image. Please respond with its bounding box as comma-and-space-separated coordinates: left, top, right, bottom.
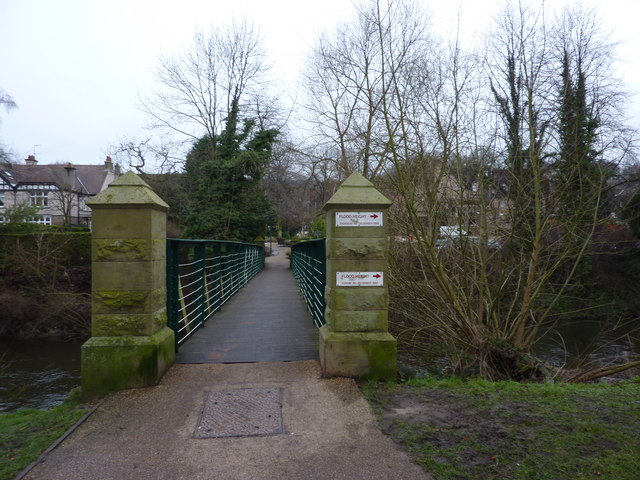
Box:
0, 156, 120, 227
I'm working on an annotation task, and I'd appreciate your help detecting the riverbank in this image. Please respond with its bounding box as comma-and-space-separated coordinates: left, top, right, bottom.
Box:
0, 230, 91, 340
0, 395, 91, 480
15, 361, 428, 480
363, 376, 640, 479
3, 370, 639, 480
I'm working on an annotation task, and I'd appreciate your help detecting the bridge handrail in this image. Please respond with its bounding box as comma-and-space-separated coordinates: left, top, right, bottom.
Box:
167, 238, 264, 348
290, 238, 326, 328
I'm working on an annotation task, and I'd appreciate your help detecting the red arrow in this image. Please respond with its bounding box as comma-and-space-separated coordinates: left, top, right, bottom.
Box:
373, 274, 382, 278
370, 214, 379, 219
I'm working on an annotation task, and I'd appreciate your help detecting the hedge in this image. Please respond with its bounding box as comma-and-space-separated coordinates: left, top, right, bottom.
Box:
0, 232, 91, 268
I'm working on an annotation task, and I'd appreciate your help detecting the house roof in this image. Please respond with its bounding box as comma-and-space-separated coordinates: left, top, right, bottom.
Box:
0, 157, 118, 195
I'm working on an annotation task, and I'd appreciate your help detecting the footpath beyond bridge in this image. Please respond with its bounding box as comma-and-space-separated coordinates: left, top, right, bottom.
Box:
176, 248, 319, 364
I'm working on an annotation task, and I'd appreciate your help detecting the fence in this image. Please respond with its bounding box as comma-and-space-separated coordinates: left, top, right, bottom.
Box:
166, 239, 264, 348
290, 239, 326, 328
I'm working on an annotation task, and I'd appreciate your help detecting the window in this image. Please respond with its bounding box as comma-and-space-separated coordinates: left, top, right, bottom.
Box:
0, 192, 4, 207
31, 191, 48, 207
29, 215, 52, 225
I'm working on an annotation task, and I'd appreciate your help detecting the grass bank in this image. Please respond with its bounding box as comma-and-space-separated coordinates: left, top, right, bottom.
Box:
0, 396, 89, 480
362, 377, 640, 480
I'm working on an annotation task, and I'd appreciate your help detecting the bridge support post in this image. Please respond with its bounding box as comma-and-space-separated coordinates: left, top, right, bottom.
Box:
81, 172, 175, 397
319, 172, 397, 380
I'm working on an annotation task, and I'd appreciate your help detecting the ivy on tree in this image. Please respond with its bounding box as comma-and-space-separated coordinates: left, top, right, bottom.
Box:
556, 49, 603, 226
182, 99, 278, 241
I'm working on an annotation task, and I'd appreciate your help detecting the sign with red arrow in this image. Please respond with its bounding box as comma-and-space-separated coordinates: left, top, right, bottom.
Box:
335, 212, 383, 227
336, 272, 384, 287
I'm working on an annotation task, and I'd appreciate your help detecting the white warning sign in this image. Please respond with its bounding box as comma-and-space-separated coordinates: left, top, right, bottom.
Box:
336, 272, 384, 287
335, 212, 383, 227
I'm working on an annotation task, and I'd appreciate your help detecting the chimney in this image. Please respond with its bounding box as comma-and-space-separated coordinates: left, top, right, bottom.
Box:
64, 162, 77, 188
104, 156, 113, 172
64, 162, 76, 173
25, 155, 38, 166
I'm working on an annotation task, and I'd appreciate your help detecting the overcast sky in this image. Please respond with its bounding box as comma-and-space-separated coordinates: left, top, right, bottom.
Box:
1, 0, 639, 166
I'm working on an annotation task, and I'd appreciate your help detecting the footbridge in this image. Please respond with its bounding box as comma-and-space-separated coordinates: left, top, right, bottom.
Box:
80, 171, 397, 398
169, 241, 320, 364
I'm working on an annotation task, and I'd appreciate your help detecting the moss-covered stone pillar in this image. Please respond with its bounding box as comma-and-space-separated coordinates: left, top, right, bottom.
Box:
81, 172, 175, 397
319, 172, 397, 380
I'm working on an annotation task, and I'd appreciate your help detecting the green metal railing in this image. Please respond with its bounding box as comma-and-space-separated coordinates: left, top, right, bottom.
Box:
290, 239, 326, 327
167, 239, 264, 348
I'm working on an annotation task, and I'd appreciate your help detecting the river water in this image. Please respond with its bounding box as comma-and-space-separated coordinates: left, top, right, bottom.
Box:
1, 319, 638, 413
0, 339, 83, 412
535, 318, 640, 368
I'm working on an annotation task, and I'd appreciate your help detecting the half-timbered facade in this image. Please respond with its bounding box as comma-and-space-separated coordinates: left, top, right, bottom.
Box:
0, 155, 119, 226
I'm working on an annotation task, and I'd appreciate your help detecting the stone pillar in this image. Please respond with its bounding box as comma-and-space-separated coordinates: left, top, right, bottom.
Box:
81, 172, 175, 397
319, 172, 397, 380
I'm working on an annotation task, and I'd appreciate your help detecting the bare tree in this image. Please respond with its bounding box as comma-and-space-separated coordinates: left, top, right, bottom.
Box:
0, 88, 17, 165
551, 4, 636, 221
303, 147, 342, 208
263, 138, 309, 235
52, 187, 76, 228
302, 0, 431, 179
140, 21, 273, 151
328, 0, 640, 380
112, 137, 181, 174
0, 88, 16, 111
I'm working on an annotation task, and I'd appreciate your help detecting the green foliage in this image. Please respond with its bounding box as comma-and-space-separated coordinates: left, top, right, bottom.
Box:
0, 232, 91, 272
0, 400, 88, 480
310, 217, 326, 238
1, 202, 39, 224
181, 99, 277, 241
490, 53, 540, 254
557, 50, 604, 226
141, 173, 188, 233
0, 216, 90, 235
622, 188, 640, 239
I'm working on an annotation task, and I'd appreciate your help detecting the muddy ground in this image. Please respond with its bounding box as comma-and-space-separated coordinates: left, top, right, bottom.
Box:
370, 387, 511, 477
364, 371, 640, 480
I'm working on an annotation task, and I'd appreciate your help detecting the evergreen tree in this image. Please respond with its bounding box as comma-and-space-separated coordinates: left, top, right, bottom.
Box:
622, 188, 640, 240
556, 49, 602, 225
182, 99, 278, 240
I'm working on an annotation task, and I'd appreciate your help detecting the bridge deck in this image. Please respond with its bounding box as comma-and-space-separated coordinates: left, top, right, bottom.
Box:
176, 247, 319, 364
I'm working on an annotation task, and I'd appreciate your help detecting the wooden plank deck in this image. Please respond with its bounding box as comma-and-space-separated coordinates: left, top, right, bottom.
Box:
176, 247, 319, 364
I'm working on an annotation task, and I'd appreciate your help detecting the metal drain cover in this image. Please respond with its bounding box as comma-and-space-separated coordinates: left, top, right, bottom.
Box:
195, 388, 283, 438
